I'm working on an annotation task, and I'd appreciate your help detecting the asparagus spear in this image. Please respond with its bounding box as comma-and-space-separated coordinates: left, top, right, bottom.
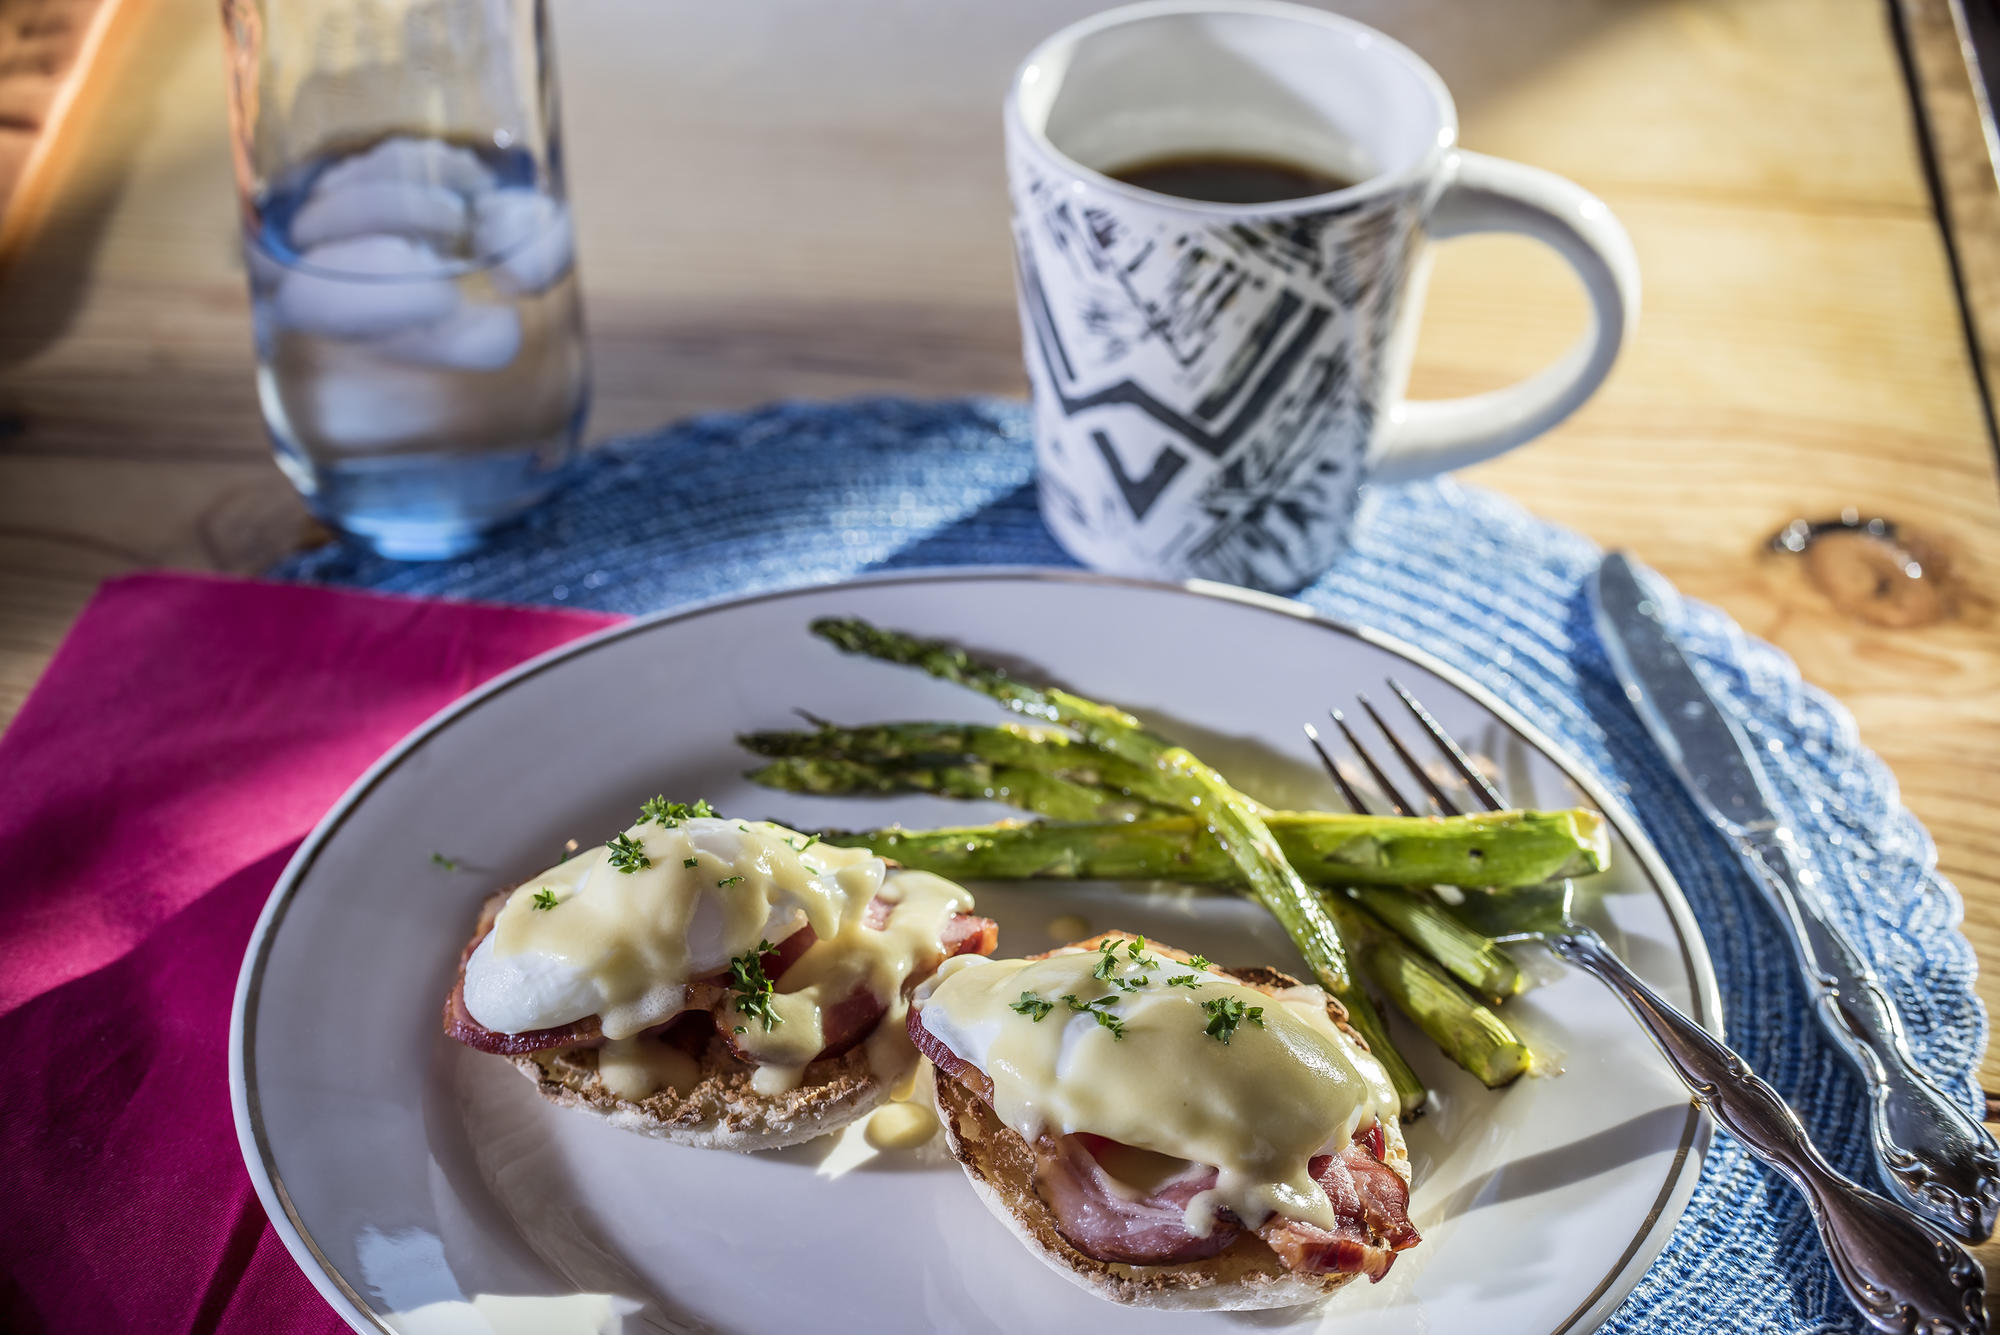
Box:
813, 809, 1606, 889
1323, 895, 1532, 1087
740, 719, 1173, 806
748, 756, 1154, 823
810, 617, 1426, 1114
1345, 886, 1526, 1002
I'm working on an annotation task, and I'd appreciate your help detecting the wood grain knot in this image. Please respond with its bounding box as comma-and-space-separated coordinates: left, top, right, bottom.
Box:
1768, 511, 1955, 628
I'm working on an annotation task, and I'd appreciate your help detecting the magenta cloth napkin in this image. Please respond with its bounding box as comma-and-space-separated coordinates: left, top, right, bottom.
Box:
0, 572, 620, 1334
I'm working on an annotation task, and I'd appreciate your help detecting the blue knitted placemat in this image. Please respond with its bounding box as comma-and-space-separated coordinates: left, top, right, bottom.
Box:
277, 397, 1982, 1333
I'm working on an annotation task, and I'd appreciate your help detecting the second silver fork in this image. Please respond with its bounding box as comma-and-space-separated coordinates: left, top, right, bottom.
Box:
1304, 684, 1985, 1335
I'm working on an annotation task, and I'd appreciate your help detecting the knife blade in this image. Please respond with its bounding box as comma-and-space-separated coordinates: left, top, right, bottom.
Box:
1588, 560, 1778, 835
1590, 551, 2000, 1242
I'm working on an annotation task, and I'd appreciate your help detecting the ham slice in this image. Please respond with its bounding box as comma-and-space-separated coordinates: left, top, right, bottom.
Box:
445, 891, 997, 1066
1257, 1141, 1422, 1280
759, 923, 820, 982
912, 1005, 1236, 1263
937, 909, 1000, 960
908, 1000, 995, 1102
1034, 1134, 1240, 1264
725, 904, 997, 1063
445, 995, 608, 1055
442, 893, 618, 1055
911, 1004, 1420, 1279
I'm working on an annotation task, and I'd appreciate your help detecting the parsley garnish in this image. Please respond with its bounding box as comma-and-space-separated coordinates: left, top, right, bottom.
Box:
430, 852, 460, 872
789, 833, 821, 853
530, 888, 559, 911
1166, 974, 1205, 989
718, 874, 745, 888
1010, 992, 1054, 1021
1186, 954, 1212, 971
1092, 941, 1120, 982
1202, 996, 1265, 1044
606, 832, 651, 873
1093, 937, 1157, 986
1062, 992, 1127, 1039
639, 796, 715, 827
729, 940, 781, 1031
683, 857, 699, 868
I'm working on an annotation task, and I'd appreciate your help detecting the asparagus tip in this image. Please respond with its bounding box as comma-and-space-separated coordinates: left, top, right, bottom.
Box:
809, 616, 871, 652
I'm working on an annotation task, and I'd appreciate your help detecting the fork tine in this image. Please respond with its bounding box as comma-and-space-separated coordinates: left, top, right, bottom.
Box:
1329, 709, 1416, 816
1388, 679, 1507, 812
1359, 694, 1462, 817
1302, 723, 1373, 815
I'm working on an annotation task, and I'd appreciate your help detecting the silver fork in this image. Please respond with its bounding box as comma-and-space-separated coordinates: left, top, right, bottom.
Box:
1305, 683, 1985, 1335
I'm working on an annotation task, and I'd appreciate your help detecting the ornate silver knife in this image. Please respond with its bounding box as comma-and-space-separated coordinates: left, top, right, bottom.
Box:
1589, 551, 2000, 1242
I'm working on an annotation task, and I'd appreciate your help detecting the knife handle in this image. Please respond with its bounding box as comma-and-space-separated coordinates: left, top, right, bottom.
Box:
1550, 928, 1986, 1335
1742, 831, 2000, 1242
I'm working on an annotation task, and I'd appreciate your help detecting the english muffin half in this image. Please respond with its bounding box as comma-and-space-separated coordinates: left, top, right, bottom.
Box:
910, 932, 1419, 1309
442, 806, 995, 1151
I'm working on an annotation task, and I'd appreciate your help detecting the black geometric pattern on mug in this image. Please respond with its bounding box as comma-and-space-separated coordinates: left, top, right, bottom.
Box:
1013, 159, 1422, 582
1185, 419, 1365, 587
1020, 191, 1409, 425
1026, 168, 1414, 370
1016, 236, 1333, 469
1088, 429, 1187, 521
1182, 226, 1422, 585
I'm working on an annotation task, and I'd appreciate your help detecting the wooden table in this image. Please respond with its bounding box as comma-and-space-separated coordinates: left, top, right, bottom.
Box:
6, 0, 2000, 1274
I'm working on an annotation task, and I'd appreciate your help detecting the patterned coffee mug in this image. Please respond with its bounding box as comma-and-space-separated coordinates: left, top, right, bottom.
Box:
1007, 0, 1638, 591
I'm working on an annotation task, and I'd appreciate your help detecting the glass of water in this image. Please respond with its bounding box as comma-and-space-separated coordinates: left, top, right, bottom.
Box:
220, 0, 588, 560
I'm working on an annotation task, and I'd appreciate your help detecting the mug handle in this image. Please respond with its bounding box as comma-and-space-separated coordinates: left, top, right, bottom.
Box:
1372, 151, 1641, 484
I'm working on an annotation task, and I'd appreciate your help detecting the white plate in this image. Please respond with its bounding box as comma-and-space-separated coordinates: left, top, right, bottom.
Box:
232, 570, 1717, 1335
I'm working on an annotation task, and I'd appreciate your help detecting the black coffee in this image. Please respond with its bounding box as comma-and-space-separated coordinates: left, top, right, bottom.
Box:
1107, 152, 1355, 204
